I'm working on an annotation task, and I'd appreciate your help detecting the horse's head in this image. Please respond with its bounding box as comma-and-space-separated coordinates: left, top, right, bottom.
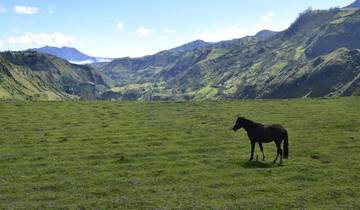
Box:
232, 117, 245, 132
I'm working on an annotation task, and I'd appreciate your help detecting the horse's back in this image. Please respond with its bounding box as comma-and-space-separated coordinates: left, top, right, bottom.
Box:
269, 124, 287, 138
251, 124, 284, 142
270, 124, 286, 131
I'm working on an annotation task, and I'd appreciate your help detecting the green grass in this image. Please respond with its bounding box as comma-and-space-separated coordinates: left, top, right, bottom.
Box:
0, 86, 10, 98
192, 86, 219, 100
294, 46, 305, 60
0, 97, 359, 209
205, 49, 227, 61
269, 61, 288, 74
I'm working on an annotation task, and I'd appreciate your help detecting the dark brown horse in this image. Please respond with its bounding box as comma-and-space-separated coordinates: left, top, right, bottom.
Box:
232, 117, 288, 165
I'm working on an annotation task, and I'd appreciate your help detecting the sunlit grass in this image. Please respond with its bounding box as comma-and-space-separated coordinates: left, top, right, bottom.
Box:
0, 97, 359, 209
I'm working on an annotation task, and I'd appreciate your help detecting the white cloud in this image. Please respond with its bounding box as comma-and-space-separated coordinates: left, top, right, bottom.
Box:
96, 58, 112, 62
137, 27, 153, 38
14, 5, 40, 15
197, 25, 250, 42
0, 39, 3, 47
0, 5, 6, 13
69, 60, 94, 65
163, 29, 176, 34
6, 32, 76, 47
117, 22, 124, 31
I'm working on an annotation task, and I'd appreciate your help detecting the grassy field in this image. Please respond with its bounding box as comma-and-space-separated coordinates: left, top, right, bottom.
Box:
0, 97, 359, 209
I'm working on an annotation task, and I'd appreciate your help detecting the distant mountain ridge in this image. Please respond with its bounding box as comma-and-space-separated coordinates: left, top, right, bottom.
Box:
2, 1, 360, 101
169, 40, 211, 53
98, 7, 360, 100
346, 0, 360, 8
168, 30, 277, 53
32, 46, 113, 64
254, 30, 278, 40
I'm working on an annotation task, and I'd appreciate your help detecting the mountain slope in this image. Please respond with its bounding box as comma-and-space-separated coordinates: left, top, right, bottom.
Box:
262, 48, 360, 98
254, 30, 277, 40
33, 46, 113, 64
0, 51, 112, 100
99, 7, 360, 100
346, 0, 360, 8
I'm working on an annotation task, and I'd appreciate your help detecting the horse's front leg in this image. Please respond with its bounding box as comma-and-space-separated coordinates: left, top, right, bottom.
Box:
249, 141, 255, 161
258, 142, 265, 161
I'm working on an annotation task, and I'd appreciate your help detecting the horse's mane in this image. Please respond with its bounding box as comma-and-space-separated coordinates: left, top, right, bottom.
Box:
239, 117, 262, 128
239, 117, 254, 124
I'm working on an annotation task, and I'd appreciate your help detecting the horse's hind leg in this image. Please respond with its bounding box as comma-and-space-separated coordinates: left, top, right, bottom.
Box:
277, 140, 283, 165
258, 142, 265, 161
273, 153, 279, 164
274, 140, 283, 165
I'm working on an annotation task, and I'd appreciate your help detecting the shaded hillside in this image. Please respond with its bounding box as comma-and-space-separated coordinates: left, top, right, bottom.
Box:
0, 51, 112, 100
100, 8, 360, 100
263, 48, 360, 98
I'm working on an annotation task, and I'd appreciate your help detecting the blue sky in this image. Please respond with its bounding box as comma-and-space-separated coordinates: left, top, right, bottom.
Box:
0, 0, 354, 58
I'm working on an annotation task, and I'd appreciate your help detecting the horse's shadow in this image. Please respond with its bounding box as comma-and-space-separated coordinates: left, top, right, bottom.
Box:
241, 160, 276, 169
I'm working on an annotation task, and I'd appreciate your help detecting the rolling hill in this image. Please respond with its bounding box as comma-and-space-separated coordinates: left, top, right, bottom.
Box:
0, 51, 112, 100
99, 7, 360, 100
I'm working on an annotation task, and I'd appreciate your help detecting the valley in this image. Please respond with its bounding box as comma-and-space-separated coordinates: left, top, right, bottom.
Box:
1, 6, 360, 101
1, 1, 360, 209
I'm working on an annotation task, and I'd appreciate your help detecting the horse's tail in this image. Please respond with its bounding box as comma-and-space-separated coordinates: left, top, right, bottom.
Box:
283, 129, 289, 159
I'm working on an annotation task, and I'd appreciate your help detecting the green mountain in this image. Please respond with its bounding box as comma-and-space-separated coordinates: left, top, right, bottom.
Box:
0, 51, 112, 100
99, 7, 360, 100
1, 7, 359, 101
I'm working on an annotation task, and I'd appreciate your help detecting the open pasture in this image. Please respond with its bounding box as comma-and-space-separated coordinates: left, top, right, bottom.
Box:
0, 97, 359, 209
